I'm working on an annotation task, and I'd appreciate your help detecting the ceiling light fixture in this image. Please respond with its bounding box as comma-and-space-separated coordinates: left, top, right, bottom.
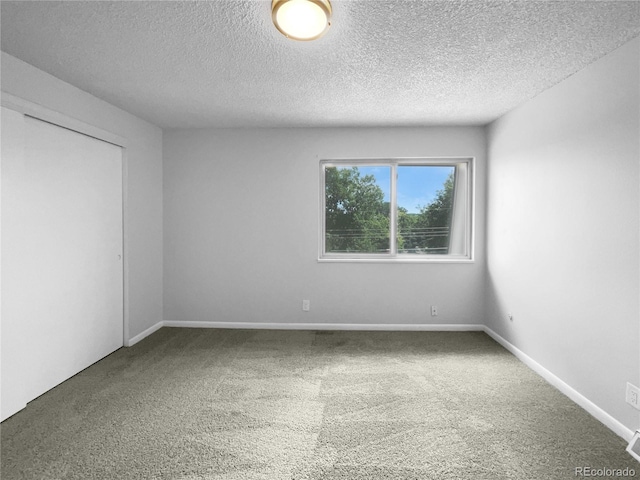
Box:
272, 0, 332, 41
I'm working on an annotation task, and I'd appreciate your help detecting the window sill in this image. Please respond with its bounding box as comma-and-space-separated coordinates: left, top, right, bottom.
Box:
318, 256, 474, 264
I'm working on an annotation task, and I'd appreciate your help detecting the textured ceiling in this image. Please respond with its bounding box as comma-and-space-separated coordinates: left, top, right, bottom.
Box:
1, 1, 639, 129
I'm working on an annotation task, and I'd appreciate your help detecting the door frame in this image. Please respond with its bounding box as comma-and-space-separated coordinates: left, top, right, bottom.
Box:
1, 91, 130, 345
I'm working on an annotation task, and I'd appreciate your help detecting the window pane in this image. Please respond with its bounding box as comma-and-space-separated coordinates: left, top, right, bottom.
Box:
397, 166, 456, 254
325, 165, 391, 254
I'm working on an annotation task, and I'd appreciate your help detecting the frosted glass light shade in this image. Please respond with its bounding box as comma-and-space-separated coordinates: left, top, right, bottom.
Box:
272, 0, 332, 41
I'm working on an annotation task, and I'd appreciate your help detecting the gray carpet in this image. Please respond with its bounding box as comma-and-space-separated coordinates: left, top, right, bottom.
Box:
1, 328, 637, 479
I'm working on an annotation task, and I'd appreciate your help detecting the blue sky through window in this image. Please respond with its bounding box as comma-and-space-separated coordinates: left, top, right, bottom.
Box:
355, 165, 453, 214
397, 166, 454, 213
357, 166, 391, 203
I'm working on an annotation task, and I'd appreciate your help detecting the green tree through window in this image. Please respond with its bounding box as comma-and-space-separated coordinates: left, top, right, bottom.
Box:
398, 169, 455, 254
324, 166, 390, 253
324, 165, 456, 255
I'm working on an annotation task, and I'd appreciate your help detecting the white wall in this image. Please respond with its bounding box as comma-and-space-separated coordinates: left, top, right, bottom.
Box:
164, 127, 486, 327
485, 38, 640, 433
1, 52, 164, 342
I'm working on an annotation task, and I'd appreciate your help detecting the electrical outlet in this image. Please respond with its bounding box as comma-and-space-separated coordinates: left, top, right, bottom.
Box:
626, 382, 640, 410
430, 306, 438, 317
302, 299, 310, 312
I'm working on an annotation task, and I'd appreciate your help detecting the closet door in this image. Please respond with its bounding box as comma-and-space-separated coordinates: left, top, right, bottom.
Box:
1, 106, 27, 420
1, 113, 123, 419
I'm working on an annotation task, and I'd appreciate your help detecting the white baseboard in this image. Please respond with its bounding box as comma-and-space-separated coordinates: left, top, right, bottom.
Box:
483, 326, 634, 442
125, 321, 164, 347
1, 402, 26, 423
162, 320, 484, 332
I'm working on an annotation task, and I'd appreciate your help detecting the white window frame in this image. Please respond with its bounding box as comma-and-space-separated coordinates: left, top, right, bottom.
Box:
319, 157, 474, 263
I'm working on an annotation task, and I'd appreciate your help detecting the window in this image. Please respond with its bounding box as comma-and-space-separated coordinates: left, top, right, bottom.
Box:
320, 158, 473, 262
